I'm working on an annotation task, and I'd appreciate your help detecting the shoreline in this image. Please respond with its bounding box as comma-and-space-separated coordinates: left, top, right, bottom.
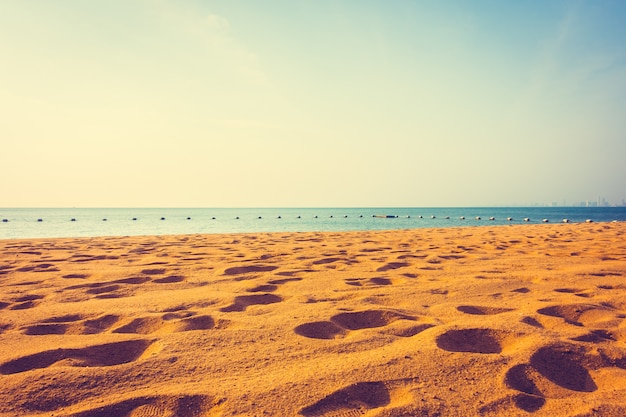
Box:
1, 219, 621, 243
1, 222, 625, 416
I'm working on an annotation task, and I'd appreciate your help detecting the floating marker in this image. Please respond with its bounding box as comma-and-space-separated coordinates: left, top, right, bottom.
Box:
562, 219, 570, 223
460, 216, 465, 220
507, 217, 513, 221
542, 219, 549, 223
489, 217, 495, 221
71, 218, 76, 222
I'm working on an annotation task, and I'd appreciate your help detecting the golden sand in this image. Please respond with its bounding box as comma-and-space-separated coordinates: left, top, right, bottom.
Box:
0, 222, 625, 416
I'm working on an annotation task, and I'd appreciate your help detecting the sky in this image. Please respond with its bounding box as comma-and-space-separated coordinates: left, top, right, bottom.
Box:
1, 0, 625, 208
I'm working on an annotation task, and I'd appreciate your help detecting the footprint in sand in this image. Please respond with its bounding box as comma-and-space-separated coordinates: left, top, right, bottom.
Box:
62, 273, 90, 279
153, 275, 186, 284
344, 277, 397, 287
503, 342, 626, 412
63, 277, 151, 299
0, 339, 154, 375
16, 263, 60, 273
300, 381, 391, 417
435, 328, 512, 354
112, 314, 216, 334
22, 314, 120, 335
294, 309, 417, 340
8, 294, 45, 310
376, 262, 410, 272
69, 394, 222, 417
223, 265, 278, 276
537, 303, 618, 327
141, 268, 167, 275
456, 305, 514, 315
220, 294, 283, 312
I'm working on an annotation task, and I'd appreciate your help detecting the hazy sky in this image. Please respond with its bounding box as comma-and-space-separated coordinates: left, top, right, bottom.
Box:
2, 1, 625, 207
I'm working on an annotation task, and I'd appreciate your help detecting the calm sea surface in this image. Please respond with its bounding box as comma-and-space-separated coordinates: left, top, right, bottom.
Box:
1, 207, 625, 239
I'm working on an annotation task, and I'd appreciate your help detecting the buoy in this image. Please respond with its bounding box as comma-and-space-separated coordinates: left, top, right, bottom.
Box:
445, 216, 450, 219
2, 219, 8, 222
329, 215, 333, 218
586, 219, 593, 223
406, 215, 411, 218
314, 216, 318, 218
37, 218, 43, 222
475, 216, 481, 220
71, 218, 76, 222
507, 217, 513, 221
524, 218, 530, 222
132, 218, 138, 221
542, 219, 549, 223
161, 217, 166, 220
562, 219, 570, 223
258, 216, 262, 219
359, 215, 363, 218
212, 217, 216, 220
187, 217, 191, 220
102, 218, 107, 222
297, 216, 301, 219
418, 215, 423, 219
235, 216, 239, 220
460, 216, 465, 220
431, 215, 436, 219
489, 217, 495, 221
344, 215, 348, 218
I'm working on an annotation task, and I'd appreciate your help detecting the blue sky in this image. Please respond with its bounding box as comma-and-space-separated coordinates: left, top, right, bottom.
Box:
1, 1, 625, 207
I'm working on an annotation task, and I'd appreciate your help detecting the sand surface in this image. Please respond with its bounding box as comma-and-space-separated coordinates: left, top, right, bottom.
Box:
1, 222, 625, 417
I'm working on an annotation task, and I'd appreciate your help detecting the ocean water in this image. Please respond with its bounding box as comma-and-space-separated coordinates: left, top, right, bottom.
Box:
1, 207, 625, 239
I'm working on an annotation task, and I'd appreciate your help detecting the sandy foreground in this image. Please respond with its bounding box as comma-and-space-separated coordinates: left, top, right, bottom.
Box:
0, 223, 625, 417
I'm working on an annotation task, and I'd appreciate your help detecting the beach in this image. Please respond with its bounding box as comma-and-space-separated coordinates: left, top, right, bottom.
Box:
1, 222, 625, 416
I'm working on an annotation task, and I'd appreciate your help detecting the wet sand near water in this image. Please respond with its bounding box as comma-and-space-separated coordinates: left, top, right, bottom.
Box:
0, 222, 625, 416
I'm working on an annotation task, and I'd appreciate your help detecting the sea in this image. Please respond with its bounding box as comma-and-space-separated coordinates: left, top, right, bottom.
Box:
1, 207, 625, 240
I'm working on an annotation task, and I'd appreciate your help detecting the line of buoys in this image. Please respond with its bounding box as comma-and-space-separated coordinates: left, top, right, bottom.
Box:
2, 215, 615, 225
